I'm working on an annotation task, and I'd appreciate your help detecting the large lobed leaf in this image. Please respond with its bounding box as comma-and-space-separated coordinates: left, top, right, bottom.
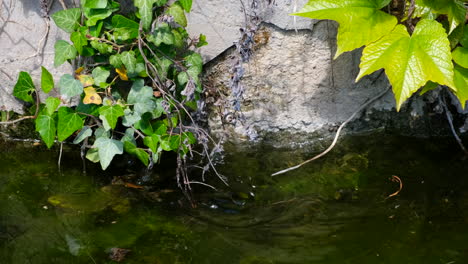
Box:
134, 0, 157, 30
59, 74, 83, 98
293, 0, 397, 58
99, 104, 124, 130
54, 40, 77, 67
357, 19, 455, 110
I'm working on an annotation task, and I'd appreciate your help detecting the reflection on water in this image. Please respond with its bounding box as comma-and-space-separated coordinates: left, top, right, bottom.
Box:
1, 134, 468, 263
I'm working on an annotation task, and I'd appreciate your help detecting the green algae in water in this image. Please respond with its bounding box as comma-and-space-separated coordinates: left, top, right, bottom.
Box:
1, 134, 468, 263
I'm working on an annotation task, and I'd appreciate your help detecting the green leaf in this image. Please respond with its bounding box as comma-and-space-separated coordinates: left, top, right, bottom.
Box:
84, 8, 113, 27
120, 51, 137, 75
124, 141, 149, 166
121, 127, 136, 145
59, 74, 83, 98
112, 15, 139, 41
92, 67, 110, 87
41, 67, 54, 94
109, 54, 123, 68
93, 137, 123, 170
57, 107, 84, 141
134, 0, 157, 30
83, 0, 108, 8
54, 40, 77, 67
177, 71, 188, 85
452, 47, 468, 68
143, 134, 160, 153
418, 0, 467, 33
169, 134, 181, 150
196, 33, 208, 48
357, 20, 455, 111
167, 3, 187, 27
90, 40, 114, 54
86, 148, 100, 163
122, 109, 141, 127
45, 97, 61, 116
70, 31, 88, 55
127, 79, 153, 104
179, 0, 192, 12
89, 21, 104, 37
76, 100, 100, 116
134, 112, 153, 135
13, 72, 35, 103
35, 113, 56, 148
293, 0, 397, 58
99, 104, 124, 129
73, 126, 93, 144
454, 64, 468, 108
184, 52, 203, 71
461, 26, 468, 47
148, 23, 174, 46
51, 8, 81, 33
160, 135, 172, 151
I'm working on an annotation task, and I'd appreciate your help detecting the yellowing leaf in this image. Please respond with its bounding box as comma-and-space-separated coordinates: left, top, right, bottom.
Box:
357, 20, 455, 111
75, 67, 84, 74
77, 74, 95, 87
293, 0, 397, 58
116, 66, 128, 81
83, 87, 102, 105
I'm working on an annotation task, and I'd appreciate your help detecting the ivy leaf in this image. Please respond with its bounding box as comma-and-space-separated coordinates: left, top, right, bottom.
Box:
120, 51, 137, 75
122, 109, 141, 127
418, 0, 466, 34
167, 3, 187, 27
70, 31, 88, 55
92, 67, 110, 87
124, 141, 149, 166
83, 0, 108, 8
51, 8, 81, 33
452, 47, 468, 68
93, 137, 123, 170
148, 23, 174, 46
35, 112, 56, 149
13, 72, 35, 103
179, 0, 192, 12
84, 8, 113, 27
99, 104, 124, 129
54, 40, 77, 67
73, 126, 93, 144
41, 67, 54, 94
454, 65, 468, 108
112, 15, 139, 41
134, 0, 157, 30
86, 148, 100, 163
293, 0, 397, 58
109, 54, 123, 68
134, 112, 153, 135
59, 74, 83, 98
121, 127, 137, 145
127, 79, 153, 104
90, 40, 114, 54
357, 20, 455, 111
83, 87, 102, 105
143, 134, 160, 153
45, 97, 61, 116
57, 107, 84, 141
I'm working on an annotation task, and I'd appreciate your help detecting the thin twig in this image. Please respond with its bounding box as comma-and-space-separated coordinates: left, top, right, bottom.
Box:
385, 175, 403, 200
440, 91, 468, 155
58, 0, 67, 10
272, 85, 391, 176
0, 115, 35, 125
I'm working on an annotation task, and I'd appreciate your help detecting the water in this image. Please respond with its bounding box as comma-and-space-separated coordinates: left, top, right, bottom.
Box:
1, 134, 468, 263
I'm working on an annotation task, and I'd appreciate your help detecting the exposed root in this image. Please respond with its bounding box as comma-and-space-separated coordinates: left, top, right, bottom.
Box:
272, 85, 391, 177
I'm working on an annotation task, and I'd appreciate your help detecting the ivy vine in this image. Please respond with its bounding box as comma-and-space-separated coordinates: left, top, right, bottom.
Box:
10, 0, 215, 182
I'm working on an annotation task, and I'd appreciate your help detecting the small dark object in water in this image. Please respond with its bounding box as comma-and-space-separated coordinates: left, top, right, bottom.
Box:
109, 247, 131, 262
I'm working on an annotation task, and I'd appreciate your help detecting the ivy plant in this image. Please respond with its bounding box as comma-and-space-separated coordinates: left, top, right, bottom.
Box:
294, 0, 468, 111
12, 0, 208, 171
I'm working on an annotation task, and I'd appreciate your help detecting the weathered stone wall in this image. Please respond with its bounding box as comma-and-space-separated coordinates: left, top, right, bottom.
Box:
0, 0, 457, 146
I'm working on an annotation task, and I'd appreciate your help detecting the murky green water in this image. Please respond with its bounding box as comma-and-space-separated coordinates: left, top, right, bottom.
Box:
1, 134, 468, 263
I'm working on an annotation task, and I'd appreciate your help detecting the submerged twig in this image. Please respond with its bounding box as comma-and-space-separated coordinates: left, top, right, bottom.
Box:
385, 175, 403, 200
272, 85, 391, 176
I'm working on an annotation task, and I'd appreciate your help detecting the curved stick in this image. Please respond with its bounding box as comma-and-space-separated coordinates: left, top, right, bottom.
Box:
271, 85, 391, 177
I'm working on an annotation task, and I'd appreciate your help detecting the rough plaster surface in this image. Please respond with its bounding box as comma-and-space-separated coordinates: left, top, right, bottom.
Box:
204, 22, 396, 145
0, 0, 78, 113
